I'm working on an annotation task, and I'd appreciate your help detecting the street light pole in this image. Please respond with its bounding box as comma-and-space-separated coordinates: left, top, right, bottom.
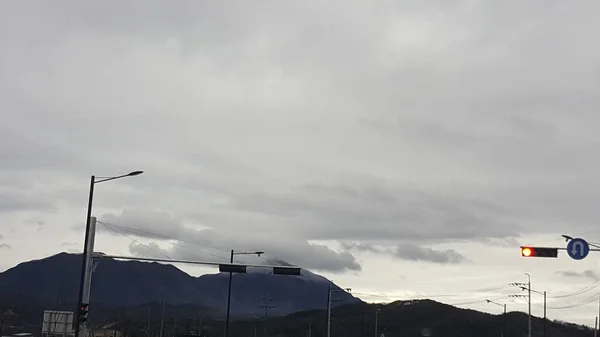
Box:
224, 250, 263, 337
519, 287, 547, 337
326, 287, 351, 337
485, 300, 507, 337
74, 171, 143, 337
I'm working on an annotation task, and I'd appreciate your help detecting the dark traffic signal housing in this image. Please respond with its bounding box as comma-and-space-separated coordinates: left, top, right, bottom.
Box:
272, 266, 301, 276
521, 246, 558, 258
219, 264, 247, 273
78, 303, 89, 323
217, 264, 301, 275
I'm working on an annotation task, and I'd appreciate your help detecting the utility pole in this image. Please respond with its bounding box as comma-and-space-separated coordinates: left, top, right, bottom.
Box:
307, 322, 312, 337
597, 286, 600, 337
527, 274, 532, 337
326, 287, 331, 337
543, 291, 547, 337
327, 287, 351, 337
258, 297, 275, 337
159, 302, 165, 337
374, 308, 380, 337
510, 273, 532, 337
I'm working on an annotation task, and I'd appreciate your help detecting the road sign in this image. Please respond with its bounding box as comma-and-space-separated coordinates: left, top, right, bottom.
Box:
567, 238, 590, 260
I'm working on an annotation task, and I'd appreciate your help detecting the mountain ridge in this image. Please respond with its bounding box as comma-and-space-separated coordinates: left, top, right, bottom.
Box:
0, 252, 359, 317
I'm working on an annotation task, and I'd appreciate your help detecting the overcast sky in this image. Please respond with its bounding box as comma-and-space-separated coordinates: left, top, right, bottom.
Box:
3, 0, 600, 326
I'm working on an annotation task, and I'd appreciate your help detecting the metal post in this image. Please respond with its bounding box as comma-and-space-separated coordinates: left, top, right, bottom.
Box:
75, 176, 95, 337
159, 302, 165, 337
374, 309, 379, 337
502, 304, 506, 337
82, 217, 97, 303
527, 275, 532, 337
326, 287, 331, 337
224, 250, 234, 337
597, 286, 600, 337
543, 291, 547, 337
80, 217, 97, 337
595, 317, 598, 337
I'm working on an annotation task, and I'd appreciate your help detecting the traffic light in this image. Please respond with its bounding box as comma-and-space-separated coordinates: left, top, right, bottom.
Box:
273, 267, 302, 275
520, 246, 558, 258
78, 303, 89, 323
218, 264, 247, 273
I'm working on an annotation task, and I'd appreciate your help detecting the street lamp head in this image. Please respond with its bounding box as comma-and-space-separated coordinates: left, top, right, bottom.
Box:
256, 251, 264, 256
128, 171, 144, 176
562, 234, 573, 242
486, 300, 491, 303
345, 288, 352, 292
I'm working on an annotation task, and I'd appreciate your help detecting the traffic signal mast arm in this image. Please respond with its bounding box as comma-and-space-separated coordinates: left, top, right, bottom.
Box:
521, 244, 600, 259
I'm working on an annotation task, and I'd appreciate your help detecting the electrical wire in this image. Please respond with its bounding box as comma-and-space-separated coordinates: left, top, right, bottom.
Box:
98, 222, 173, 260
98, 221, 230, 253
548, 280, 600, 299
532, 293, 600, 310
98, 221, 231, 262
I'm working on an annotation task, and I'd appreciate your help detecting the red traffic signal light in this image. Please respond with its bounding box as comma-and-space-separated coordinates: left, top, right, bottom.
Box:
79, 303, 89, 323
520, 246, 558, 258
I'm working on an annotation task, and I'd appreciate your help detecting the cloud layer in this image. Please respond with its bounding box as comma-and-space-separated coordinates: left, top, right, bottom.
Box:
3, 4, 600, 323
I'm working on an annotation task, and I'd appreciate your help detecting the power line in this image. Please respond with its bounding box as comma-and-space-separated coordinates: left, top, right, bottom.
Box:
534, 293, 600, 310
98, 221, 230, 261
548, 280, 600, 299
98, 222, 173, 260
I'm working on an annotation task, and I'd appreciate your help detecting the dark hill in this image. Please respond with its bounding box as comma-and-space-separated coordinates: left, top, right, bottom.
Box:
0, 253, 359, 317
254, 300, 593, 337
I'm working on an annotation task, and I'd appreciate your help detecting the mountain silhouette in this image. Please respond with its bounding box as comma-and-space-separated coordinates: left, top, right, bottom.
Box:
0, 253, 359, 316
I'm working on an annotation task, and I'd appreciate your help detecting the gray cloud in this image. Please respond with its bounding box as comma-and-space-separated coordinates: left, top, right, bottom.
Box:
227, 182, 520, 242
556, 270, 599, 281
101, 209, 361, 273
393, 243, 468, 264
341, 240, 468, 265
0, 243, 12, 250
478, 237, 521, 248
340, 241, 383, 254
2, 1, 600, 302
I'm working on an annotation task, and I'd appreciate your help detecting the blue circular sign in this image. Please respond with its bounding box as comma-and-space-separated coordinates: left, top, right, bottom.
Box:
567, 238, 590, 260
